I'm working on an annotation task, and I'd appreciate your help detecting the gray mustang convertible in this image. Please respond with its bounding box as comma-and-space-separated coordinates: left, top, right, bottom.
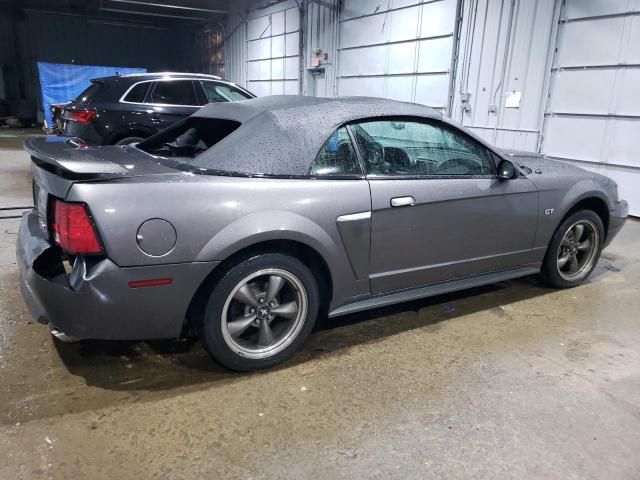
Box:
18, 96, 628, 370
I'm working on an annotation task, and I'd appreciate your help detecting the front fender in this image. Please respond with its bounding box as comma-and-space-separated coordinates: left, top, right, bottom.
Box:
534, 177, 612, 249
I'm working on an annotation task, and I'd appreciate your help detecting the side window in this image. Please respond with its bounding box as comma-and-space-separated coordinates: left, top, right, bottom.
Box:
150, 80, 198, 106
201, 81, 252, 103
310, 127, 361, 176
352, 119, 495, 176
123, 82, 150, 103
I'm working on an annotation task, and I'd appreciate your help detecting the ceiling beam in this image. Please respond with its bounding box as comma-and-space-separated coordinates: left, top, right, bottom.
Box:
107, 0, 228, 14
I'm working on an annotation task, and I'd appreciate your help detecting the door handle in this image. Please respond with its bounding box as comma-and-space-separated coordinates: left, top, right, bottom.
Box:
390, 196, 416, 207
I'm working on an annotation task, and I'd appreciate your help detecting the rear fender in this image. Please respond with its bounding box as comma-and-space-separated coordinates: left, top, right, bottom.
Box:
196, 211, 338, 268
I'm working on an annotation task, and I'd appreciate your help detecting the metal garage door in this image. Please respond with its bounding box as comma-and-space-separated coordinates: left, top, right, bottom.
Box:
337, 0, 459, 112
541, 0, 640, 215
246, 6, 300, 96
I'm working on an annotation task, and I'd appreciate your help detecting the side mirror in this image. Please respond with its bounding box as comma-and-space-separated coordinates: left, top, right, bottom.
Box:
497, 159, 517, 180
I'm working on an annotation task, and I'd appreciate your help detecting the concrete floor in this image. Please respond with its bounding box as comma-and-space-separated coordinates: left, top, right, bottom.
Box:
1, 130, 639, 479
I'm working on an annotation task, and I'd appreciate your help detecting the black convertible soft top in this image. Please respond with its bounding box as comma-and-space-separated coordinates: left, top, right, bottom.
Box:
189, 95, 442, 176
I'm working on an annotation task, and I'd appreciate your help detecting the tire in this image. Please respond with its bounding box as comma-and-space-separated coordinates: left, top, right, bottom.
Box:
201, 253, 319, 371
114, 136, 145, 145
540, 209, 604, 288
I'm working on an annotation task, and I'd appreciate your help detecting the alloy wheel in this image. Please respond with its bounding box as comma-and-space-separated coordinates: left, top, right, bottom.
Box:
220, 268, 308, 359
556, 219, 600, 281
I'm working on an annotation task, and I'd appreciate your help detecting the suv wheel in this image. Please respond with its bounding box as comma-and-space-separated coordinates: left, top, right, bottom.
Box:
201, 253, 319, 371
540, 210, 604, 288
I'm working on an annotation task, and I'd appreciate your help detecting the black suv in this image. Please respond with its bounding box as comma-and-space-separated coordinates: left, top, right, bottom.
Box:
59, 72, 254, 145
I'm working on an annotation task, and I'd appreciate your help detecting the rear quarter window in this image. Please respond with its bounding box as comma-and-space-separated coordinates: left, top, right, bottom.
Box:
138, 117, 240, 160
73, 83, 102, 104
122, 82, 150, 103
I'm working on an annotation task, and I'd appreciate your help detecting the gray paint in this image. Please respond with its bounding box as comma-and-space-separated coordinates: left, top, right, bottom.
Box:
136, 219, 177, 257
367, 175, 539, 293
336, 211, 371, 280
18, 98, 627, 340
17, 210, 217, 340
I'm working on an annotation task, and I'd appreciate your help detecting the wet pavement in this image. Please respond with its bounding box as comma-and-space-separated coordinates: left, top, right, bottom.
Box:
1, 132, 639, 479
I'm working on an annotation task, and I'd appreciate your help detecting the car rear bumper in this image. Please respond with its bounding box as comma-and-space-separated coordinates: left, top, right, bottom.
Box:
17, 210, 217, 340
604, 200, 628, 248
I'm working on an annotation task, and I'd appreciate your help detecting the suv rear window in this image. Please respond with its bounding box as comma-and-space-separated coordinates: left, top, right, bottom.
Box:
138, 117, 240, 160
74, 82, 102, 104
123, 82, 150, 103
150, 80, 198, 106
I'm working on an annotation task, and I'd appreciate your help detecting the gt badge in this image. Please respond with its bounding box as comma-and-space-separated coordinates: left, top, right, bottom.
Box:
544, 208, 555, 215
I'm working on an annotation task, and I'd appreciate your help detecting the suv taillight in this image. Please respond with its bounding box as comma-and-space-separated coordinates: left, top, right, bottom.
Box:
52, 200, 104, 255
67, 109, 96, 125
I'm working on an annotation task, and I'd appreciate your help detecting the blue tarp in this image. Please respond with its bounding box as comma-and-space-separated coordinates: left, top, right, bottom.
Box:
37, 62, 146, 126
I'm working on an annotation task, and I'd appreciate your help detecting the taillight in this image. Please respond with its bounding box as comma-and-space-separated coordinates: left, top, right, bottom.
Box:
67, 109, 96, 125
52, 200, 104, 255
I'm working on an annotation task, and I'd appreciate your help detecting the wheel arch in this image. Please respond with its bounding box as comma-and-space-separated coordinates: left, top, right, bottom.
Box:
557, 194, 610, 240
539, 194, 610, 266
184, 238, 334, 336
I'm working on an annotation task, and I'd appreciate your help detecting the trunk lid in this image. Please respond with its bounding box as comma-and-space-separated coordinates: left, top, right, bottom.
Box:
25, 136, 176, 234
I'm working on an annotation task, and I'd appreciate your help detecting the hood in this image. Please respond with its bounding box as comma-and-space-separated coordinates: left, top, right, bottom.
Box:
501, 148, 589, 177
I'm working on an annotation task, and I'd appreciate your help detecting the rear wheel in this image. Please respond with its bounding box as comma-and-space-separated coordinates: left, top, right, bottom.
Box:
201, 253, 319, 371
114, 136, 145, 145
540, 210, 603, 288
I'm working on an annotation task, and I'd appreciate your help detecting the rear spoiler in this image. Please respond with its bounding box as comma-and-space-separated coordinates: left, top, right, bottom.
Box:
24, 137, 129, 175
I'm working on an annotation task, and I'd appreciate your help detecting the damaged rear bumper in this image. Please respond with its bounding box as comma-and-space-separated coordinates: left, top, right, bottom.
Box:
17, 210, 217, 340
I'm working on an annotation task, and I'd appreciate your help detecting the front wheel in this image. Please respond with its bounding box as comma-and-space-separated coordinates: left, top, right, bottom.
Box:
201, 253, 319, 371
540, 210, 604, 288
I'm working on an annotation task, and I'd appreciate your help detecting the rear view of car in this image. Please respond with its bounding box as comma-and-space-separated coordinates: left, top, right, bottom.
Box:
59, 72, 254, 146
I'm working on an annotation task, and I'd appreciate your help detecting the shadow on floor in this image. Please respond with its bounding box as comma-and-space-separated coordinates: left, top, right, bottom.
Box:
54, 274, 556, 392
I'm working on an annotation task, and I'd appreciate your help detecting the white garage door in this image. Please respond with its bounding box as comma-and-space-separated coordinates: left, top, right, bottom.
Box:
541, 0, 640, 215
246, 6, 300, 96
337, 0, 458, 111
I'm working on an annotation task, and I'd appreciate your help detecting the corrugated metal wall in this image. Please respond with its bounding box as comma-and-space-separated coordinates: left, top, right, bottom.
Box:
337, 0, 459, 110
304, 0, 339, 97
245, 4, 301, 96
540, 0, 640, 215
451, 0, 559, 151
224, 0, 302, 96
224, 4, 248, 88
222, 0, 636, 216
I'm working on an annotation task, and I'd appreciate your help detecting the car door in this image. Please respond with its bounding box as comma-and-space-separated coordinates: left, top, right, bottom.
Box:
349, 118, 539, 295
146, 79, 201, 130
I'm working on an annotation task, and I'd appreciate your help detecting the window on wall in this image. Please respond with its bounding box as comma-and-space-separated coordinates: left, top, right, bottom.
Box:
351, 119, 494, 176
310, 127, 361, 176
